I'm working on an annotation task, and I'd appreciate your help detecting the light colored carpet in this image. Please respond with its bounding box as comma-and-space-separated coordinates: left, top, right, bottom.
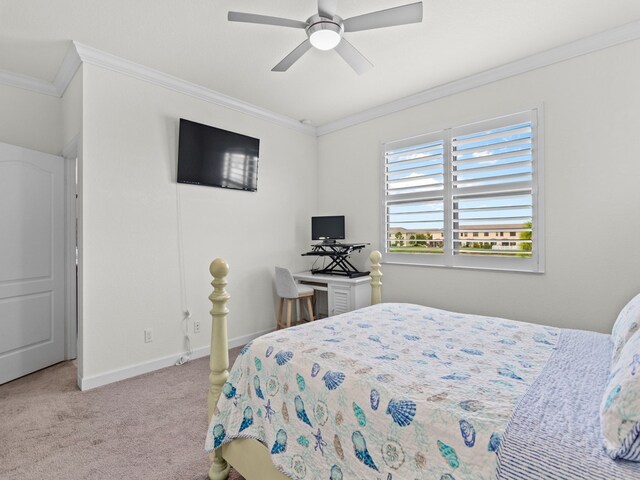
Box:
0, 349, 246, 480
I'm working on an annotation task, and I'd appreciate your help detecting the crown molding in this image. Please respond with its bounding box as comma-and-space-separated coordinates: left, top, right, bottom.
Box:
53, 43, 82, 97
0, 41, 314, 135
72, 42, 316, 136
0, 69, 58, 97
2, 19, 639, 137
1, 43, 81, 98
317, 20, 640, 136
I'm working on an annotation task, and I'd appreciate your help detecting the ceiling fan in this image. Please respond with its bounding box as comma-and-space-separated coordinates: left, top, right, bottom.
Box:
228, 0, 423, 74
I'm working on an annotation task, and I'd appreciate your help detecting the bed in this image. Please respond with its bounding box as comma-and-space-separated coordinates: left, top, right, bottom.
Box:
204, 252, 640, 480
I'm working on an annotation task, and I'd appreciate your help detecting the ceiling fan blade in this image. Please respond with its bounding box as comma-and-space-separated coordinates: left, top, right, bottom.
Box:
318, 0, 338, 18
343, 2, 423, 32
228, 11, 307, 29
272, 39, 313, 72
334, 38, 373, 75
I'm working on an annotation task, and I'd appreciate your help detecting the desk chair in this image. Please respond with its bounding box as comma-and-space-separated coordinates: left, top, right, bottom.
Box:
275, 267, 315, 329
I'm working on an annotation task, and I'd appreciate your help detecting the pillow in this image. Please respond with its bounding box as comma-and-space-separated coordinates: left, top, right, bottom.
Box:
600, 328, 640, 461
611, 293, 640, 365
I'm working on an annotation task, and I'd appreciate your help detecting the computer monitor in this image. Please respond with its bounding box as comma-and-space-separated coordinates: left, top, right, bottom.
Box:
312, 216, 345, 242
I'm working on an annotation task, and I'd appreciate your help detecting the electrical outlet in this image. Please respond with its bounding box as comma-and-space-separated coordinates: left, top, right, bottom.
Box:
144, 328, 153, 343
194, 321, 201, 334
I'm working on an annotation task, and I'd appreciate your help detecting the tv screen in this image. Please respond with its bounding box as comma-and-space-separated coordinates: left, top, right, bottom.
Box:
312, 216, 345, 241
177, 118, 260, 191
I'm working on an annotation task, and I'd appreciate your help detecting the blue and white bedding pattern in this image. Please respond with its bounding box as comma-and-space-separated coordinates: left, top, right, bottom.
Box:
496, 329, 640, 479
205, 303, 559, 479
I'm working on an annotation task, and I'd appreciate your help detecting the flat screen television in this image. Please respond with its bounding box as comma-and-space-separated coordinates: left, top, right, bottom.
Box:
177, 118, 260, 191
312, 215, 345, 242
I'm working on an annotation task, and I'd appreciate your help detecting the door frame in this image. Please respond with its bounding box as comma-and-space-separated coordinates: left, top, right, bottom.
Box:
62, 137, 79, 362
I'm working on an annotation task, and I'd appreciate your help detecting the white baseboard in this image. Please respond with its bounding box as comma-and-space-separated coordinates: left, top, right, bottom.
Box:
78, 327, 274, 391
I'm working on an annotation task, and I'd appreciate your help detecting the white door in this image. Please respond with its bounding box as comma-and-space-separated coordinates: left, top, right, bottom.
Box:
0, 143, 66, 384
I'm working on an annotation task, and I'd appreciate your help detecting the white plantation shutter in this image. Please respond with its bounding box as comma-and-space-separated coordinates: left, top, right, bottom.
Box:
384, 132, 446, 255
451, 112, 534, 258
382, 109, 543, 272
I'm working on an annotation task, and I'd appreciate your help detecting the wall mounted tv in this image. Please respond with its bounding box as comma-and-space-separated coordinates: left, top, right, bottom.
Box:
312, 215, 345, 242
177, 118, 260, 192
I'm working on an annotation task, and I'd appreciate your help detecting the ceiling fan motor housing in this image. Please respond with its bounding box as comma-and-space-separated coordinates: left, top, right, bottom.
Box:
306, 14, 344, 50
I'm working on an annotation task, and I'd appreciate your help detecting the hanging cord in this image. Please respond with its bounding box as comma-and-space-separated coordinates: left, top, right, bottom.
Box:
311, 256, 320, 271
310, 256, 328, 272
175, 183, 192, 365
175, 310, 193, 365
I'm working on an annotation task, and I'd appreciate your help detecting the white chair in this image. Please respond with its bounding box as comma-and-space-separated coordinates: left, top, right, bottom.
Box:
274, 267, 315, 329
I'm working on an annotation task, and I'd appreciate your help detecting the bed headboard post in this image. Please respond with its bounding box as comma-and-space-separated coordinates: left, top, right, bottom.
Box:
208, 258, 230, 480
369, 250, 383, 305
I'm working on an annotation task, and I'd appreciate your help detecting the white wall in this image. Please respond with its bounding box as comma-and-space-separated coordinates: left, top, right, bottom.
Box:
80, 64, 317, 381
0, 84, 61, 155
0, 70, 81, 155
4, 36, 638, 386
317, 39, 640, 333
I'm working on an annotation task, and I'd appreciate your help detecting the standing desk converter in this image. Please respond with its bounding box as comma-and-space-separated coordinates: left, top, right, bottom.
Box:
301, 243, 369, 278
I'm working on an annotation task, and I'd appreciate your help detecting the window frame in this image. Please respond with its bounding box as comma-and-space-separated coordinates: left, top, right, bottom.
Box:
380, 107, 545, 273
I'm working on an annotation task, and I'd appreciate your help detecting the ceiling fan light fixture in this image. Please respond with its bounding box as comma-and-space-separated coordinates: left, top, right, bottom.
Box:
228, 1, 424, 73
308, 21, 342, 50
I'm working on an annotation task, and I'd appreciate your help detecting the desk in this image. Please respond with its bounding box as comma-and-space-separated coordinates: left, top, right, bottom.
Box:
293, 271, 371, 317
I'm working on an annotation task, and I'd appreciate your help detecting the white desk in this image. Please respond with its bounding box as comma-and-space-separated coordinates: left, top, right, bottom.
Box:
292, 271, 371, 317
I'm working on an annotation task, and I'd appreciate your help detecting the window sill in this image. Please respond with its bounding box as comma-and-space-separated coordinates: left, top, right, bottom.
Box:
381, 259, 544, 274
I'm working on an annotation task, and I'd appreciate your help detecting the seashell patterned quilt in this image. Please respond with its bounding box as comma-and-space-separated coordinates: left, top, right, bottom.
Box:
205, 303, 559, 479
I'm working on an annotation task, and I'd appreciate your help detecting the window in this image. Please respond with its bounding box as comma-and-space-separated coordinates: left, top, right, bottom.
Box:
383, 109, 543, 272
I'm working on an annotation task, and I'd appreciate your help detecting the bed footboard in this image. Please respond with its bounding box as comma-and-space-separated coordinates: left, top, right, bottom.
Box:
206, 251, 382, 479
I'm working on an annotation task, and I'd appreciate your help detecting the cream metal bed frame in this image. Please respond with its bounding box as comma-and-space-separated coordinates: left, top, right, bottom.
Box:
206, 251, 383, 480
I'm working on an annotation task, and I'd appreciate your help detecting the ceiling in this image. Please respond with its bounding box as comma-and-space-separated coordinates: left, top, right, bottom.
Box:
1, 0, 640, 126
